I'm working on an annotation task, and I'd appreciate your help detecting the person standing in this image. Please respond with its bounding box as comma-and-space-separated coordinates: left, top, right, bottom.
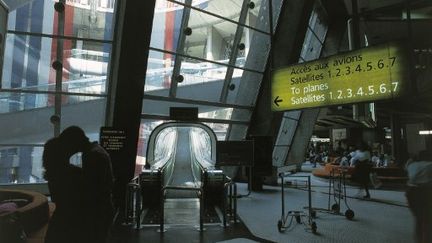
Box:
59, 126, 115, 243
350, 142, 372, 199
405, 151, 432, 243
43, 137, 88, 243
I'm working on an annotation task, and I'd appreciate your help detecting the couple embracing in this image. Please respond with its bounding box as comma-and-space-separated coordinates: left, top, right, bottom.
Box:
43, 126, 115, 243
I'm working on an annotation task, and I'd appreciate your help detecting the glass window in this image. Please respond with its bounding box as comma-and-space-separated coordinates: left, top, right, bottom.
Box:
151, 0, 184, 52
2, 34, 55, 90
2, 35, 110, 95
0, 145, 45, 184
145, 50, 175, 95
176, 58, 227, 102
226, 69, 263, 106
142, 98, 236, 121
0, 92, 55, 113
190, 0, 243, 22
8, 0, 56, 35
9, 0, 116, 41
203, 122, 229, 140
63, 40, 111, 94
59, 95, 106, 132
0, 94, 54, 142
136, 119, 166, 174
184, 8, 239, 61
236, 26, 270, 70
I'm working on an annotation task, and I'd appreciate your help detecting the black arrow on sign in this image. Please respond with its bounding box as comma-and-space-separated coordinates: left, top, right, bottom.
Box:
274, 96, 283, 107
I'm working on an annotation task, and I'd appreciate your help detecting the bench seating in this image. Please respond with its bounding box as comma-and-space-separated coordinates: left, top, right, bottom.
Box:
312, 164, 408, 182
0, 189, 54, 243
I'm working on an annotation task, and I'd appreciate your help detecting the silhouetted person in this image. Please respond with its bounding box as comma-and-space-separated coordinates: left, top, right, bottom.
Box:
60, 126, 115, 243
406, 150, 432, 243
43, 137, 88, 243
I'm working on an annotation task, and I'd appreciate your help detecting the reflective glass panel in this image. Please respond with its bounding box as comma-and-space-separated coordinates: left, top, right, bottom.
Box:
226, 69, 262, 106
0, 93, 54, 142
142, 98, 236, 121
136, 119, 166, 175
0, 145, 46, 184
190, 0, 242, 22
9, 0, 116, 41
245, 0, 266, 31
151, 0, 184, 51
2, 34, 55, 90
145, 50, 175, 95
199, 107, 233, 120
176, 58, 227, 102
185, 8, 238, 61
63, 40, 111, 94
2, 34, 110, 95
300, 31, 322, 61
0, 92, 54, 113
59, 95, 106, 135
242, 30, 270, 72
203, 122, 229, 140
8, 0, 56, 35
309, 4, 327, 42
235, 26, 270, 69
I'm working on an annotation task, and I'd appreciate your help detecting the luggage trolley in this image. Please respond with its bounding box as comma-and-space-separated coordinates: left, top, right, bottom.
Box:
309, 166, 354, 220
277, 173, 317, 234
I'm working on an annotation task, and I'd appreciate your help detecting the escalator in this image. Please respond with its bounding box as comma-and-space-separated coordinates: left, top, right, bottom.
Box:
165, 127, 198, 198
130, 122, 234, 229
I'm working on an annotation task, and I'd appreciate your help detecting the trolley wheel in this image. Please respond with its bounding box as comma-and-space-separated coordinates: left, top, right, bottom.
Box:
331, 203, 340, 212
345, 209, 355, 220
277, 220, 283, 232
311, 221, 317, 234
295, 215, 301, 224
311, 210, 317, 218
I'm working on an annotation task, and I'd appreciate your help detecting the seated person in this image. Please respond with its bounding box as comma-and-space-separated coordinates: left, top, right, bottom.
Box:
371, 152, 381, 167
339, 152, 351, 167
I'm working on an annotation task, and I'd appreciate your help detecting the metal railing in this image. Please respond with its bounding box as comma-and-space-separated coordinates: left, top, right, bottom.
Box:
223, 176, 237, 227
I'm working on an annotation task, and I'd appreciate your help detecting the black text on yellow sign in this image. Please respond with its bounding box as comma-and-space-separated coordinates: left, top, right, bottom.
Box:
271, 42, 410, 111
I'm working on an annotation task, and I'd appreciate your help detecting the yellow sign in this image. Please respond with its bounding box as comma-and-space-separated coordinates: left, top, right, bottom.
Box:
272, 42, 410, 111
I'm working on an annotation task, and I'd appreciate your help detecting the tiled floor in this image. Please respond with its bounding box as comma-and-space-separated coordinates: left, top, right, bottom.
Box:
236, 173, 414, 243
110, 170, 414, 243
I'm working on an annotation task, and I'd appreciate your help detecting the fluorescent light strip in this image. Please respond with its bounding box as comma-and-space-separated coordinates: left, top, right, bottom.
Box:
419, 130, 432, 135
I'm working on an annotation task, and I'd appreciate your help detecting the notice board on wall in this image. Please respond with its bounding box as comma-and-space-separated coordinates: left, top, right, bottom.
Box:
100, 127, 126, 152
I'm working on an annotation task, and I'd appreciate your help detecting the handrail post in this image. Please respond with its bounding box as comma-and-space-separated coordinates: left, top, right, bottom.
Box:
308, 175, 312, 224
280, 173, 285, 218
223, 182, 227, 227
159, 171, 165, 233
233, 183, 237, 223
124, 183, 132, 225
200, 188, 204, 231
160, 187, 164, 233
135, 184, 141, 229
